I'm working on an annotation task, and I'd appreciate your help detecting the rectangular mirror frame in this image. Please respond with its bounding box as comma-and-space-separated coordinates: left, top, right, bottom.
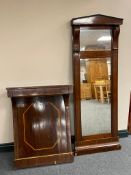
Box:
71, 14, 123, 155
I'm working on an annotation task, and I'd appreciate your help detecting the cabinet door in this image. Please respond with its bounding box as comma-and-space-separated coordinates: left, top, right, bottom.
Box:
87, 60, 108, 82
86, 60, 108, 97
97, 61, 108, 80
81, 83, 92, 99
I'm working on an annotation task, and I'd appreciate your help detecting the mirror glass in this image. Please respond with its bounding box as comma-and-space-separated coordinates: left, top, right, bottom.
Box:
80, 28, 111, 51
80, 57, 111, 136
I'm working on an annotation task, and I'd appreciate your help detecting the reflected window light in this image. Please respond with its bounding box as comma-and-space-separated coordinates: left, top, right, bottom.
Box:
32, 121, 46, 130
40, 121, 46, 129
61, 118, 66, 126
61, 100, 65, 111
97, 36, 111, 41
33, 102, 45, 112
81, 46, 85, 51
32, 123, 39, 129
74, 18, 93, 25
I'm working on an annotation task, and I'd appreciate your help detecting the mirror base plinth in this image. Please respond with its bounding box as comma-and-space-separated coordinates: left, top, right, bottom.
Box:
75, 142, 121, 156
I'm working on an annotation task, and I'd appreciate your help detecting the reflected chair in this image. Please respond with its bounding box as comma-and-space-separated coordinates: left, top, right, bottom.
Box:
106, 82, 111, 103
94, 80, 111, 103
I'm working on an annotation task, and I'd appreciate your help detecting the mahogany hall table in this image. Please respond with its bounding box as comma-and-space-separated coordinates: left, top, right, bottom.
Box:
6, 85, 73, 168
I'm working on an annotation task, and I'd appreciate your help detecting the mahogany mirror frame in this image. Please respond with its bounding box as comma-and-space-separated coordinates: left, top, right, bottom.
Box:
71, 14, 123, 155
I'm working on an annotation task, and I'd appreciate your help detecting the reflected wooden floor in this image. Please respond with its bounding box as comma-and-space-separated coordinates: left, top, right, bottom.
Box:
81, 99, 111, 136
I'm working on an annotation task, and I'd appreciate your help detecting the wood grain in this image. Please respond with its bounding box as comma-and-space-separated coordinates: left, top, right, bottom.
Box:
7, 85, 74, 168
71, 14, 123, 155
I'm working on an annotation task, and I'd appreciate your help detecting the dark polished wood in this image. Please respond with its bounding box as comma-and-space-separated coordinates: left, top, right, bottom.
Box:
7, 85, 73, 97
71, 14, 123, 155
6, 85, 73, 168
128, 92, 131, 134
80, 50, 111, 58
71, 14, 123, 26
72, 26, 80, 52
75, 142, 121, 156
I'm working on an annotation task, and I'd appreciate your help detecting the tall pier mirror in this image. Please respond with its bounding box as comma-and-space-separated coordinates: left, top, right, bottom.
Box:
71, 14, 123, 155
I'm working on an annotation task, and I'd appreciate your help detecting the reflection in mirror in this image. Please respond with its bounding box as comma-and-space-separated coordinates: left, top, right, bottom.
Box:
80, 58, 111, 136
80, 29, 111, 51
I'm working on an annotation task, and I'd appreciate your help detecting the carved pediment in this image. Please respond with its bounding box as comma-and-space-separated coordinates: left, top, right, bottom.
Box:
71, 14, 123, 26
